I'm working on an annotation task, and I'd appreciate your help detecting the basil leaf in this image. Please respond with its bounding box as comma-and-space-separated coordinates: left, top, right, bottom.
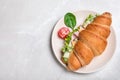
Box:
64, 13, 76, 30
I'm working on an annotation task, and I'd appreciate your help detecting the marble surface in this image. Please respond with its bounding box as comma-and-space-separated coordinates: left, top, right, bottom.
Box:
0, 0, 120, 80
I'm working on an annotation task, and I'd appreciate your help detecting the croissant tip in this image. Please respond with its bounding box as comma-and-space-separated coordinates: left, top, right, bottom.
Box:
103, 12, 112, 16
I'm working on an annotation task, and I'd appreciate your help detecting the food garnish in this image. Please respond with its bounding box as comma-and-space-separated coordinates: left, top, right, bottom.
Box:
83, 14, 98, 28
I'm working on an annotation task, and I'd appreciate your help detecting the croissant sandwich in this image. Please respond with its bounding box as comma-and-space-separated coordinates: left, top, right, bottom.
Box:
61, 12, 112, 71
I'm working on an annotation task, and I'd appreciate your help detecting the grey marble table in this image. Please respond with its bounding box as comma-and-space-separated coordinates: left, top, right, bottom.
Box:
0, 0, 120, 80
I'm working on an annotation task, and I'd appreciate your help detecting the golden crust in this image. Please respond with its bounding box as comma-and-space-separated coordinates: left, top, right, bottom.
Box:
67, 52, 81, 71
74, 40, 94, 65
79, 30, 107, 56
92, 12, 112, 26
86, 23, 110, 38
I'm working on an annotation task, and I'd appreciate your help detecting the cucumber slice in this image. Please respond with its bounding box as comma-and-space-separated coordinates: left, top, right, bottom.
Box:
63, 52, 70, 62
63, 52, 70, 58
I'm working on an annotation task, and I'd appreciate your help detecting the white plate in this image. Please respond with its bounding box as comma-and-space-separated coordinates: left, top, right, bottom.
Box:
51, 10, 116, 73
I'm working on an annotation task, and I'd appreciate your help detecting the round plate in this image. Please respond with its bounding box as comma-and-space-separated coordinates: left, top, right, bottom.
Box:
51, 10, 116, 73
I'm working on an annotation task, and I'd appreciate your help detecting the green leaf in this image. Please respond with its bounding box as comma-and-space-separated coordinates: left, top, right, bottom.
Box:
64, 13, 76, 30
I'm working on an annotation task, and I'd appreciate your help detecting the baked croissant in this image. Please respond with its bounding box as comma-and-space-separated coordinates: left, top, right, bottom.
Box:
67, 12, 112, 71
